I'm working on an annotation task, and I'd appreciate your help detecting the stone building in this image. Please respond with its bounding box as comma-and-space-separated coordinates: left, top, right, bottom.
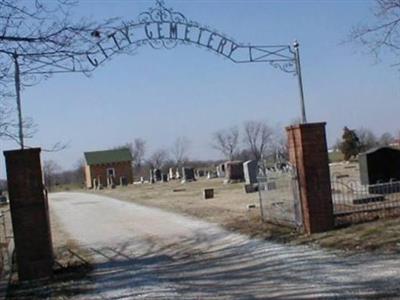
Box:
84, 148, 133, 188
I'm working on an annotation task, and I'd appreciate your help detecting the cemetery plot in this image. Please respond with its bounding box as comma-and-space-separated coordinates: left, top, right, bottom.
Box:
96, 177, 259, 226
330, 161, 400, 225
332, 180, 400, 225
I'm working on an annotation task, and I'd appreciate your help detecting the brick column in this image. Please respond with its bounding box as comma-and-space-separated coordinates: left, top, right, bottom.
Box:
3, 148, 53, 281
286, 123, 334, 234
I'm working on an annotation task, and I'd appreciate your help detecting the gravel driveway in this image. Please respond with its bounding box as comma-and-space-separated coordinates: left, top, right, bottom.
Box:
44, 192, 400, 299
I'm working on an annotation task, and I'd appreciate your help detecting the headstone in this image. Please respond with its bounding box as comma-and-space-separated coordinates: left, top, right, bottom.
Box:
175, 169, 181, 179
224, 161, 244, 183
120, 176, 128, 186
149, 170, 155, 184
0, 189, 7, 203
168, 168, 175, 180
359, 147, 400, 185
216, 164, 225, 178
244, 184, 258, 193
140, 176, 144, 184
107, 176, 115, 188
96, 176, 102, 189
92, 178, 98, 190
0, 195, 7, 204
97, 177, 103, 189
203, 188, 214, 199
161, 174, 168, 182
153, 169, 162, 182
247, 204, 256, 210
182, 167, 195, 182
243, 160, 258, 185
210, 171, 218, 179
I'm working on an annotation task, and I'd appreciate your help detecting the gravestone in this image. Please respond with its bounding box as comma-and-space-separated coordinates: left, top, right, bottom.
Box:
149, 170, 155, 184
162, 174, 168, 182
224, 161, 244, 183
168, 168, 175, 180
203, 188, 214, 199
207, 171, 217, 179
216, 164, 225, 178
175, 169, 181, 179
119, 176, 128, 186
92, 178, 98, 189
107, 176, 115, 188
153, 169, 162, 182
244, 184, 258, 193
182, 167, 195, 182
243, 160, 258, 185
359, 147, 400, 192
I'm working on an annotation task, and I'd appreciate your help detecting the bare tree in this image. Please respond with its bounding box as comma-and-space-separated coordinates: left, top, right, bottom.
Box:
356, 127, 378, 152
379, 132, 395, 146
0, 0, 119, 148
349, 0, 400, 69
171, 136, 191, 166
131, 138, 146, 170
212, 127, 240, 160
0, 99, 36, 143
73, 158, 85, 184
271, 130, 288, 163
114, 139, 146, 176
147, 149, 169, 169
43, 159, 62, 191
243, 121, 273, 162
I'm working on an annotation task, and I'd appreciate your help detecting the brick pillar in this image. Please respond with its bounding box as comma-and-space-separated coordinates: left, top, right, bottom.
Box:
3, 148, 53, 281
286, 123, 334, 234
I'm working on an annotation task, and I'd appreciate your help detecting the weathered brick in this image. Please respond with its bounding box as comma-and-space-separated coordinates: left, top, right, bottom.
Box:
3, 148, 53, 281
286, 123, 334, 234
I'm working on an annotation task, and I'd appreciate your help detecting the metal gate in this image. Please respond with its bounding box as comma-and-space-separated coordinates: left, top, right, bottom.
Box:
257, 164, 303, 229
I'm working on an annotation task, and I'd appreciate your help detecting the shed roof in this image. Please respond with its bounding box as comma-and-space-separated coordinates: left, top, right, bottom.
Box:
84, 148, 132, 165
360, 146, 400, 155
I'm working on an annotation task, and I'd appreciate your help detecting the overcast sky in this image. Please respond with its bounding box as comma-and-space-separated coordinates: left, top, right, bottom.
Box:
1, 0, 399, 176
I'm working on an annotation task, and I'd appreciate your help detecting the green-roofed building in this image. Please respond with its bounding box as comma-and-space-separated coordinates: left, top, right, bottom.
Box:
84, 148, 133, 188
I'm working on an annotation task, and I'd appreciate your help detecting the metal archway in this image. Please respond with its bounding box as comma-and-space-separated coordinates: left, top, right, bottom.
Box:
84, 0, 307, 123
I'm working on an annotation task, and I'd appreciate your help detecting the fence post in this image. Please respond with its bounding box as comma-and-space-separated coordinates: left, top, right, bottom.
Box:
3, 148, 53, 281
286, 122, 334, 234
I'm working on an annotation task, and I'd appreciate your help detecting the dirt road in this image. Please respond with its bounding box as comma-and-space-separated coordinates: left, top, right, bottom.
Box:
45, 192, 400, 299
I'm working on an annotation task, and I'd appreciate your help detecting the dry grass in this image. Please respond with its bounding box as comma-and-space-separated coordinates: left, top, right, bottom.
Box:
94, 174, 400, 254
97, 178, 259, 225
294, 217, 400, 254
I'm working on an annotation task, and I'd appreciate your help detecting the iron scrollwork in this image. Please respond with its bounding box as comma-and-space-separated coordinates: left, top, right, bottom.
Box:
85, 1, 297, 72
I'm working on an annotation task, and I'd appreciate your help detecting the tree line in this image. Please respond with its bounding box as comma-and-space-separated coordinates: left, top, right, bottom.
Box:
211, 120, 287, 163
41, 120, 288, 190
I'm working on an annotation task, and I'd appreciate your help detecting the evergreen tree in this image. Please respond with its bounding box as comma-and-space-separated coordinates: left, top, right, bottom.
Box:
340, 127, 361, 161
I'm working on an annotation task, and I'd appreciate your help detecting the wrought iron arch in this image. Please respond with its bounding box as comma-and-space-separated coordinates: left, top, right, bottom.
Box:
85, 0, 307, 122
